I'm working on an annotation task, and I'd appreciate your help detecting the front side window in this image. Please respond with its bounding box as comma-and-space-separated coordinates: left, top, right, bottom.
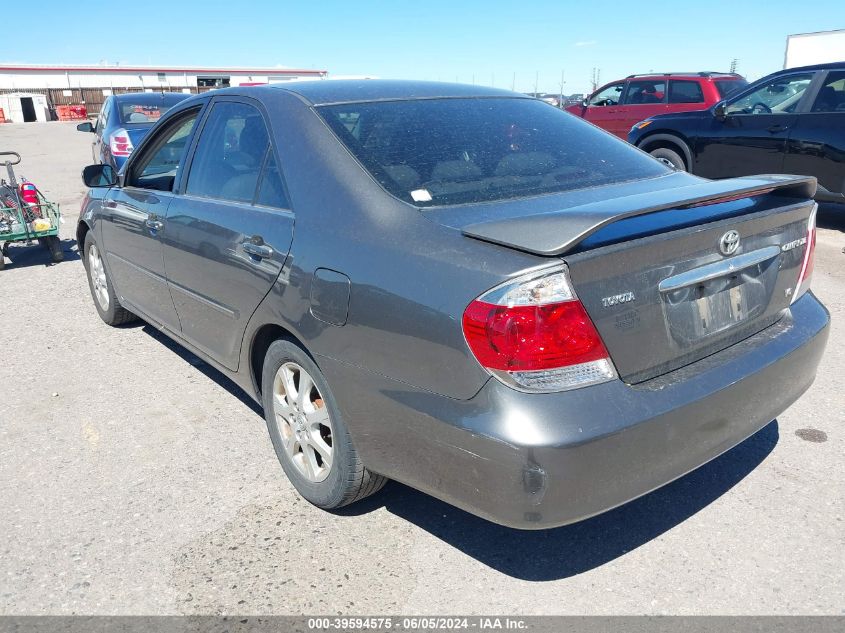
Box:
624, 80, 666, 105
726, 73, 814, 115
186, 101, 270, 203
318, 97, 669, 207
669, 80, 704, 104
128, 109, 200, 191
811, 71, 845, 113
589, 82, 624, 106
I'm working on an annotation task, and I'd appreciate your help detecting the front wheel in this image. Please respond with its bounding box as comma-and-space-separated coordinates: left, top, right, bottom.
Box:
261, 339, 387, 509
83, 232, 137, 326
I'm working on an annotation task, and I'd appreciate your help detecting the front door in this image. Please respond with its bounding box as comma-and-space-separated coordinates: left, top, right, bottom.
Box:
581, 81, 627, 138
99, 107, 202, 329
694, 71, 816, 178
783, 69, 845, 195
162, 98, 294, 370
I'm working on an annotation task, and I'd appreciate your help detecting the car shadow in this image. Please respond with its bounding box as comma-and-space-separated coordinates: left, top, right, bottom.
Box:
1, 237, 80, 268
139, 324, 263, 416
817, 202, 844, 232
130, 319, 778, 581
339, 420, 779, 581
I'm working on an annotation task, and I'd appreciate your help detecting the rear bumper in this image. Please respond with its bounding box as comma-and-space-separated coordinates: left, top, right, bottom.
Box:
322, 293, 830, 530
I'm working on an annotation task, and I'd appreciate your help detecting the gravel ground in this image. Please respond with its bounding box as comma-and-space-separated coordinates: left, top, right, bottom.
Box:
0, 122, 842, 615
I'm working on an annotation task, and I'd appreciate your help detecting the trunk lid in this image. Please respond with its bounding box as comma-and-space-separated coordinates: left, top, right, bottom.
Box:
446, 173, 817, 383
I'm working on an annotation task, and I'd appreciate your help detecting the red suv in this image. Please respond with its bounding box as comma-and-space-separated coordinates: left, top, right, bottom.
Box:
566, 72, 747, 139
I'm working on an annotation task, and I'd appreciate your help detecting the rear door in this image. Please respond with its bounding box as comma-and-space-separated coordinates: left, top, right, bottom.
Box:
667, 79, 707, 114
783, 69, 845, 195
162, 96, 294, 370
99, 107, 202, 330
581, 81, 627, 138
616, 79, 668, 134
694, 71, 817, 178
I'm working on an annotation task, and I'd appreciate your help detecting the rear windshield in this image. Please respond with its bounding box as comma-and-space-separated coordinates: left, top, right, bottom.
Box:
317, 97, 669, 207
715, 79, 748, 99
119, 101, 178, 124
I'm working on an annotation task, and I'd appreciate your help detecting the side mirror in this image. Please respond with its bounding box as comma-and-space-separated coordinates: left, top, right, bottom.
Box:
713, 101, 728, 121
82, 164, 117, 188
76, 121, 94, 133
582, 98, 590, 107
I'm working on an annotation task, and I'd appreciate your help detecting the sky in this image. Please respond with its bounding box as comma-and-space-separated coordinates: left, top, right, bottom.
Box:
4, 0, 843, 94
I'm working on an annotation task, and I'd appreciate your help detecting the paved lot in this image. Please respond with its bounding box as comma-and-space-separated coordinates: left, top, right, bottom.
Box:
0, 122, 842, 615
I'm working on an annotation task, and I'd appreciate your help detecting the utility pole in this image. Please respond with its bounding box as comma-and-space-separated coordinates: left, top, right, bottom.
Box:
558, 70, 566, 107
730, 58, 739, 73
591, 67, 601, 92
511, 72, 516, 91
534, 71, 539, 96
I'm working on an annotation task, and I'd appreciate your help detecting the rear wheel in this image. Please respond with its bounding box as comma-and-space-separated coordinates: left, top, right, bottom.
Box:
83, 232, 137, 326
47, 236, 64, 263
650, 147, 687, 171
261, 339, 387, 509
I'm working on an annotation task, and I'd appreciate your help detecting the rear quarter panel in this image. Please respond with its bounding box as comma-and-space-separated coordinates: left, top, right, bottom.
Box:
242, 91, 543, 401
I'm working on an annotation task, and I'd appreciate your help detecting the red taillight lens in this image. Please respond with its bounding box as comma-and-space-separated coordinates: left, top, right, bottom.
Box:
462, 265, 616, 392
110, 129, 133, 157
463, 300, 609, 371
792, 204, 817, 304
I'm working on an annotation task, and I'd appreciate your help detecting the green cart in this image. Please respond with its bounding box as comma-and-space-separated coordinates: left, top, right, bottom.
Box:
0, 151, 64, 270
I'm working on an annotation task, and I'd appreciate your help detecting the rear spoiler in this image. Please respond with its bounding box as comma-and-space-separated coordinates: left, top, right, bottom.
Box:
461, 174, 817, 256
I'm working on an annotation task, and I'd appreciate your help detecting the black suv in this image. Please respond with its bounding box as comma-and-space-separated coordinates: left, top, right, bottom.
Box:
628, 62, 845, 204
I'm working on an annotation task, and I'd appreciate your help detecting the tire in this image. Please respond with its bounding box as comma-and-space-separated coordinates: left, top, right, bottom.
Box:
261, 339, 387, 509
83, 231, 137, 326
649, 146, 687, 171
47, 236, 64, 263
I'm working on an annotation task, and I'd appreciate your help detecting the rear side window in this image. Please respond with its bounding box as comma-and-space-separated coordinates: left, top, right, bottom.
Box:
669, 80, 704, 104
715, 79, 748, 99
811, 71, 845, 112
255, 152, 289, 208
187, 101, 270, 203
317, 97, 669, 207
624, 80, 666, 104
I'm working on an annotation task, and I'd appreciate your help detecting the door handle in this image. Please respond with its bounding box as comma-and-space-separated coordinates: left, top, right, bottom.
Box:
243, 240, 274, 259
767, 124, 788, 134
145, 218, 164, 231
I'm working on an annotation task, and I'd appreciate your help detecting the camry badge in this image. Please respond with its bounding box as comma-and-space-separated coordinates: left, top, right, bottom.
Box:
602, 291, 636, 307
719, 230, 740, 256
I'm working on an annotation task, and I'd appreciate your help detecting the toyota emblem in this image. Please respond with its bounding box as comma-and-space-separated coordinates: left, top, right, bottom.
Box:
719, 230, 740, 256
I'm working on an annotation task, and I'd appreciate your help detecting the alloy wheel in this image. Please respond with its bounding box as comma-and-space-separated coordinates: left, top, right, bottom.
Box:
271, 362, 334, 482
88, 243, 109, 311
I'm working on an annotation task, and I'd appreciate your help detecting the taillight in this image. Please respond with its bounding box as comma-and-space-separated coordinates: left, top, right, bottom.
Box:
19, 181, 39, 206
791, 204, 817, 304
110, 129, 134, 157
462, 265, 616, 392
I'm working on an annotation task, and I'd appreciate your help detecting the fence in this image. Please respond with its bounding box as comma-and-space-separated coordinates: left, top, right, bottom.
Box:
0, 85, 216, 118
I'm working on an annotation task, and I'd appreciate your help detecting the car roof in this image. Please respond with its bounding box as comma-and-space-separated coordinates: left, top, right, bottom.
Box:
625, 72, 744, 81
778, 61, 845, 73
257, 79, 524, 105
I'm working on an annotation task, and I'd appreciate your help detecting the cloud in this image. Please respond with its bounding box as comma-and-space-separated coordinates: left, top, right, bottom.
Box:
574, 40, 597, 47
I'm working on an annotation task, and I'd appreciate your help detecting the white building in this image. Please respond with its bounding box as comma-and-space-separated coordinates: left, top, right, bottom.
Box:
0, 64, 329, 119
0, 64, 328, 91
785, 30, 845, 68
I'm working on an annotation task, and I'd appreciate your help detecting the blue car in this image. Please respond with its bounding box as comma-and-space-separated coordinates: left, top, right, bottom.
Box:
76, 92, 189, 170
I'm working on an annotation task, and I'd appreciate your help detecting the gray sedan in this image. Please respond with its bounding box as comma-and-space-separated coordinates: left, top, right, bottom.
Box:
77, 81, 829, 529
